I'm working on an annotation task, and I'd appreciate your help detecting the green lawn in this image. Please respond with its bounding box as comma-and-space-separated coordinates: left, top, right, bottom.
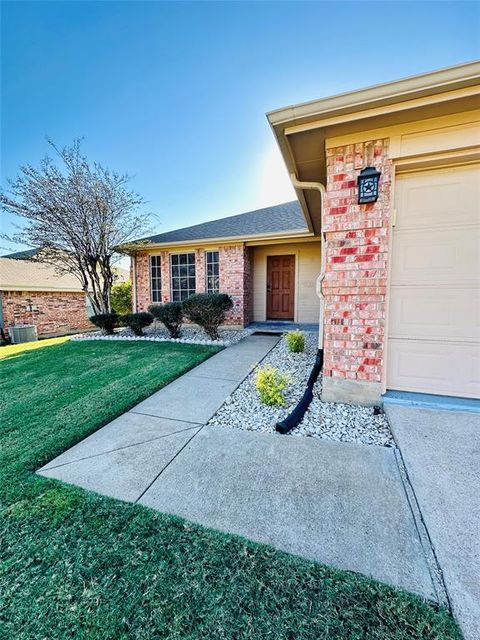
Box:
0, 341, 461, 640
0, 335, 70, 360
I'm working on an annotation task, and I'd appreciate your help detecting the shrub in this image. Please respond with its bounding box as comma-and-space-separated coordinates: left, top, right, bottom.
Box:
111, 281, 132, 315
286, 330, 305, 353
89, 313, 118, 335
255, 366, 290, 406
182, 293, 233, 340
149, 302, 183, 338
120, 312, 153, 336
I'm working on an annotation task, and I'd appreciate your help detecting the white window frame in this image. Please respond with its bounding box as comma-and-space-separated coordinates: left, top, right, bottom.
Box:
205, 250, 220, 293
150, 255, 162, 303
170, 252, 196, 302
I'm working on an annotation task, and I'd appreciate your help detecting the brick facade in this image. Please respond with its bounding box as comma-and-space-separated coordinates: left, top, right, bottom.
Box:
1, 290, 93, 337
322, 139, 392, 400
133, 245, 253, 326
218, 245, 252, 325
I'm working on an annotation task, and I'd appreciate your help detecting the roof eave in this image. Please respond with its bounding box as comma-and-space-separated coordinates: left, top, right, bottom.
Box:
267, 61, 480, 232
121, 228, 315, 253
0, 285, 85, 293
267, 60, 480, 127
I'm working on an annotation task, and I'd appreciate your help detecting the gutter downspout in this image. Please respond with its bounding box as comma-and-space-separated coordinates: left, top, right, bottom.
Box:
276, 175, 327, 434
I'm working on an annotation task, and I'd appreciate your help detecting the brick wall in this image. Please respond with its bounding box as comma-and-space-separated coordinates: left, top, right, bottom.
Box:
134, 245, 252, 326
1, 290, 93, 337
134, 251, 171, 311
322, 139, 392, 398
218, 245, 252, 325
195, 250, 206, 294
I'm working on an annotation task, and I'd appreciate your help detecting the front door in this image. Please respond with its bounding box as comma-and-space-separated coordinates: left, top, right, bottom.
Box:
266, 255, 295, 320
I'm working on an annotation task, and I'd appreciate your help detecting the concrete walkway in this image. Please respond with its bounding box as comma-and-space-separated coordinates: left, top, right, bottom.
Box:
386, 405, 480, 640
39, 334, 441, 603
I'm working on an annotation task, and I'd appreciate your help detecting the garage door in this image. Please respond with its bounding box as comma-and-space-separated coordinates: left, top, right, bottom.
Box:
387, 164, 480, 398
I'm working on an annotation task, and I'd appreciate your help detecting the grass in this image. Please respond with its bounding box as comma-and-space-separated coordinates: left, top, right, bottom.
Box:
0, 335, 70, 360
0, 341, 461, 640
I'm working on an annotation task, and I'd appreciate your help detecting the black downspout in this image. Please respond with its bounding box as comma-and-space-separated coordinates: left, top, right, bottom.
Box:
275, 348, 324, 434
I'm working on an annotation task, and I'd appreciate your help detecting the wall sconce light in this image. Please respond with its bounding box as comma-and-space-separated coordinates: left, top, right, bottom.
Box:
357, 166, 381, 204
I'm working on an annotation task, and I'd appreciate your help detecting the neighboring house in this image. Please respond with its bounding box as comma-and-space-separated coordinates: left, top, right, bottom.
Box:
129, 61, 479, 406
0, 251, 131, 338
0, 256, 94, 337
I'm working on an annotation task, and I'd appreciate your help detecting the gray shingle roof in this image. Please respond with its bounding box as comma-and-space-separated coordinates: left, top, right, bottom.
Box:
4, 248, 39, 260
137, 201, 308, 245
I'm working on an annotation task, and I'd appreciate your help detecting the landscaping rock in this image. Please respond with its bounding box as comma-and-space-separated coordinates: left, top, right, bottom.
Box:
208, 331, 394, 447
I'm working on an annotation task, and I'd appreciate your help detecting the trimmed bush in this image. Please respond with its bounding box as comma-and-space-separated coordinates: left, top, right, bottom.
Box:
120, 312, 153, 337
149, 302, 183, 338
111, 281, 132, 315
286, 330, 305, 353
182, 293, 233, 340
255, 366, 290, 406
89, 313, 118, 335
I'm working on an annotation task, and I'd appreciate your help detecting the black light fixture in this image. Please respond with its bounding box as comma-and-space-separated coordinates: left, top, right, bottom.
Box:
357, 166, 381, 204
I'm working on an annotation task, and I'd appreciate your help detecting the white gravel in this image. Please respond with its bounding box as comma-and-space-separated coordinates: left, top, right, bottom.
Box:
208, 331, 394, 447
72, 323, 251, 347
140, 322, 250, 344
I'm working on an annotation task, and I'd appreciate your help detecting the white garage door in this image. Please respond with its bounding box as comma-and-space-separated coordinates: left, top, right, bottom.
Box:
388, 164, 480, 399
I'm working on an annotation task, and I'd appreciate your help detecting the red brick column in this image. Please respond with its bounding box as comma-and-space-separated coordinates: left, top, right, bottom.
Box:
321, 139, 392, 405
195, 249, 206, 294
160, 251, 170, 303
134, 253, 150, 311
243, 247, 253, 325
218, 244, 252, 326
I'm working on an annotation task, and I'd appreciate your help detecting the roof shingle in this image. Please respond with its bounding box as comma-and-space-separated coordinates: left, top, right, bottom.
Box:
137, 201, 308, 245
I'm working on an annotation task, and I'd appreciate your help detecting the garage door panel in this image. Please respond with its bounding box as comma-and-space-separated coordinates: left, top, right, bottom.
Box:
388, 164, 480, 398
388, 339, 480, 398
389, 287, 479, 341
390, 227, 479, 286
395, 165, 480, 230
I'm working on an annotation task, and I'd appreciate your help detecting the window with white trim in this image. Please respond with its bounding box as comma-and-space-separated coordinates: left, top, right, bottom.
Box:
205, 251, 219, 293
170, 253, 196, 301
150, 255, 162, 303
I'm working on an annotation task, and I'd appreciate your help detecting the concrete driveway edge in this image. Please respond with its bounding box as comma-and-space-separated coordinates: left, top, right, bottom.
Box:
393, 447, 450, 607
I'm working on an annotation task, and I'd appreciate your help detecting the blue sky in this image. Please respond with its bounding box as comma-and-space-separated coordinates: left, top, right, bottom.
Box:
1, 1, 479, 253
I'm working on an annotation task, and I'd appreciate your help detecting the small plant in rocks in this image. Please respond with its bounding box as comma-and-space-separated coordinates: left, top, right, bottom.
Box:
286, 330, 305, 353
255, 366, 291, 406
149, 302, 183, 338
182, 293, 233, 340
89, 312, 118, 335
120, 312, 153, 336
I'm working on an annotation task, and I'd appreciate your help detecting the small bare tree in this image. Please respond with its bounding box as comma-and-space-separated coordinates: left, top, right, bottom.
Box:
1, 139, 149, 314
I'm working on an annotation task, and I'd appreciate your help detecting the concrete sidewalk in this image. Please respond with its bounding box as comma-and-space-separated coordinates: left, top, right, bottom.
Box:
38, 334, 279, 500
386, 405, 480, 640
39, 333, 441, 603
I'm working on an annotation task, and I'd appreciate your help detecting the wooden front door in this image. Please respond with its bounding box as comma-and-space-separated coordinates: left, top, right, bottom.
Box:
266, 255, 295, 320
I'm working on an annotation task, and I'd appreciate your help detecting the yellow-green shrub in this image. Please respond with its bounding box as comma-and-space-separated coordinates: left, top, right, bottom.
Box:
286, 330, 305, 353
255, 366, 290, 406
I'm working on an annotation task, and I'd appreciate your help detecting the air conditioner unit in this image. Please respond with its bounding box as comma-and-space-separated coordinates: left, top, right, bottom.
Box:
10, 325, 38, 344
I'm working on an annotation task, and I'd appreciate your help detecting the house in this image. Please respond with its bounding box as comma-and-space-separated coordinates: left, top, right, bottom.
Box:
129, 61, 479, 406
130, 201, 322, 326
0, 256, 95, 337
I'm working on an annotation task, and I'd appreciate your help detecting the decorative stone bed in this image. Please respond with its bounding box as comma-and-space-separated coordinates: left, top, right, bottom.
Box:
208, 331, 394, 447
71, 324, 251, 347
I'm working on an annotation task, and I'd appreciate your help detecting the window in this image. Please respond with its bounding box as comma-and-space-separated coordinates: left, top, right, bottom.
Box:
150, 255, 162, 303
205, 251, 219, 293
170, 253, 196, 301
